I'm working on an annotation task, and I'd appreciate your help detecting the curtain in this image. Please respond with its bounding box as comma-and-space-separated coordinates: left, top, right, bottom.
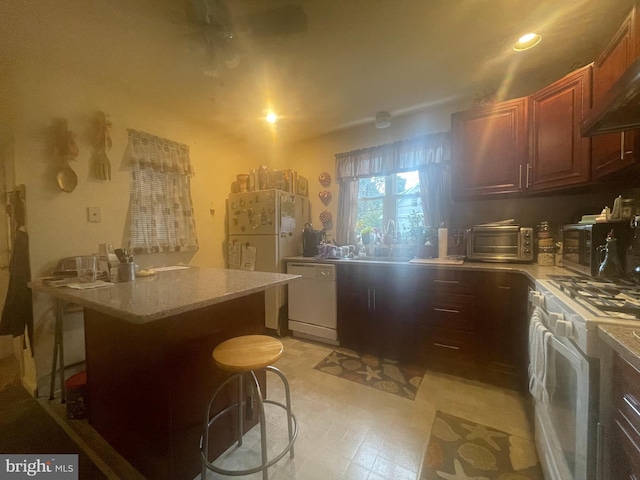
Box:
419, 163, 450, 229
336, 179, 359, 245
125, 129, 198, 253
334, 132, 450, 240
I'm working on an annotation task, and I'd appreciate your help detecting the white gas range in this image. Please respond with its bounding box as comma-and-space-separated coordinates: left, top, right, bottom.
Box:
529, 274, 640, 480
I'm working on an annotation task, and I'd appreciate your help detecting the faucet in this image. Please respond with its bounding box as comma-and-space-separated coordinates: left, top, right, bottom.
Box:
384, 219, 396, 256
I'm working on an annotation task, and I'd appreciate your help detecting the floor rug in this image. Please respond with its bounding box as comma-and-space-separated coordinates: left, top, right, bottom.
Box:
0, 384, 108, 479
313, 350, 425, 400
420, 411, 544, 479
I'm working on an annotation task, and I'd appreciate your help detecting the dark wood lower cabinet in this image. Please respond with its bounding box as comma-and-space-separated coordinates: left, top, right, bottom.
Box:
611, 354, 640, 479
481, 272, 531, 390
337, 264, 530, 390
337, 264, 424, 364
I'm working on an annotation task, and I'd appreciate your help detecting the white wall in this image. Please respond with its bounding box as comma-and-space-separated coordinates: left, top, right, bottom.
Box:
1, 1, 268, 391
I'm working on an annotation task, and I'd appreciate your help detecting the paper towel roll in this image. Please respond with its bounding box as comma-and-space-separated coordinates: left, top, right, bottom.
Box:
438, 228, 448, 258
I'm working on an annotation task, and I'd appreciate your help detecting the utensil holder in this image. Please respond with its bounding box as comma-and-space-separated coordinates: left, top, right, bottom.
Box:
118, 262, 136, 282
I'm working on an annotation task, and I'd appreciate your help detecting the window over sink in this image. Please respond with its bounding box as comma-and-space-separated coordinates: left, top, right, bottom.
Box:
334, 132, 450, 246
357, 170, 424, 244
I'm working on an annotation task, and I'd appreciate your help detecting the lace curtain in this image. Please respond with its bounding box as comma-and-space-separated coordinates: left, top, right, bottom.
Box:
334, 132, 450, 244
125, 129, 198, 253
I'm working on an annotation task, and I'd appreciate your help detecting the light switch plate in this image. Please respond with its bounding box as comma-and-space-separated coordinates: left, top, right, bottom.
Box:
88, 206, 102, 223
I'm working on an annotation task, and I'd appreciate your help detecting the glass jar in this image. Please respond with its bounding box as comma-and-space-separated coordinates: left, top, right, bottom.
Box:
538, 221, 551, 240
537, 246, 555, 266
621, 198, 635, 220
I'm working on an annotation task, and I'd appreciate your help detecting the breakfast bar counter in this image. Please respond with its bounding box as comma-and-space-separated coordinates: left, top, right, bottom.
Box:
30, 267, 299, 480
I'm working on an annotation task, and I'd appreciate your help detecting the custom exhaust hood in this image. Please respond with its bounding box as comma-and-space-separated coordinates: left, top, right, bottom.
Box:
582, 55, 640, 136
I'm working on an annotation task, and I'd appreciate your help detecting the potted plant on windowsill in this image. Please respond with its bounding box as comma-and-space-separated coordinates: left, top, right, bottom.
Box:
360, 226, 373, 245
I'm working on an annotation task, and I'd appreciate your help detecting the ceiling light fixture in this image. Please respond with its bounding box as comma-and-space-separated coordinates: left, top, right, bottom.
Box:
375, 111, 391, 129
513, 32, 542, 51
265, 112, 278, 124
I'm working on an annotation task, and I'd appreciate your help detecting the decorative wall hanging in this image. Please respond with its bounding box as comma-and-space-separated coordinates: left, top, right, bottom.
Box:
50, 118, 79, 193
319, 210, 332, 224
90, 111, 112, 180
296, 176, 308, 196
319, 190, 332, 206
319, 171, 331, 187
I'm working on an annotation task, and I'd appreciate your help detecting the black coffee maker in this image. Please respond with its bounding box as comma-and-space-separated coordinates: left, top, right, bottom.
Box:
627, 216, 640, 282
302, 223, 325, 257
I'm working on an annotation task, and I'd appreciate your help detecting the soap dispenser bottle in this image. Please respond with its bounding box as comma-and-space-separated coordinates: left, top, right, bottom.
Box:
597, 229, 624, 279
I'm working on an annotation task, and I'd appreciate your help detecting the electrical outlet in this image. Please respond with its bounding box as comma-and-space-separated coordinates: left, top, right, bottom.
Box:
88, 206, 102, 223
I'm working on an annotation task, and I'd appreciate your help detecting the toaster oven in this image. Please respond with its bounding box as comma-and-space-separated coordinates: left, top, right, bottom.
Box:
466, 224, 533, 262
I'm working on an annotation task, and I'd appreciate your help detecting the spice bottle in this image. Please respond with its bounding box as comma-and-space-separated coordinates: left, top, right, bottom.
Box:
537, 221, 554, 266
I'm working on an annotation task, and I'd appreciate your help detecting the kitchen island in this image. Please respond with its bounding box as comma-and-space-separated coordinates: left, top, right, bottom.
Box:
30, 267, 299, 480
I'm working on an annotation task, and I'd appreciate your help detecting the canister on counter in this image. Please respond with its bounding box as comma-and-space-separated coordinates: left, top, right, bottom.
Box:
555, 241, 563, 266
537, 221, 554, 265
621, 198, 635, 220
537, 246, 555, 266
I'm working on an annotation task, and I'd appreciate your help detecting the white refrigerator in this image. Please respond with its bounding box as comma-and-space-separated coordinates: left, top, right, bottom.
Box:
227, 189, 310, 333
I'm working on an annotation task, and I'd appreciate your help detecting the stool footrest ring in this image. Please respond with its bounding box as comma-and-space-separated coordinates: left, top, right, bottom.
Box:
201, 402, 297, 476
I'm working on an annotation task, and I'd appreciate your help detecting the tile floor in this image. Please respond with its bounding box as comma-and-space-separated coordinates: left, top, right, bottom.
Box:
2, 336, 538, 480
201, 336, 537, 480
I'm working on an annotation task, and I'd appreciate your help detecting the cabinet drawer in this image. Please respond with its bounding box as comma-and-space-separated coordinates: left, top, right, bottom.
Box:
619, 394, 640, 446
428, 271, 475, 295
421, 326, 478, 366
422, 294, 476, 331
614, 416, 640, 473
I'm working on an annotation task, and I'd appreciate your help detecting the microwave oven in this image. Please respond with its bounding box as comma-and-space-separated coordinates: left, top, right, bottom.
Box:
562, 222, 632, 277
466, 225, 533, 262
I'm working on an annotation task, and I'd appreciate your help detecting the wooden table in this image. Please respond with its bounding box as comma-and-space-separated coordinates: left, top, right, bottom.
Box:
30, 267, 299, 480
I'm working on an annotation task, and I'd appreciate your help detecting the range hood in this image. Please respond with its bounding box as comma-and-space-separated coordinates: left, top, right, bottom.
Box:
582, 55, 640, 136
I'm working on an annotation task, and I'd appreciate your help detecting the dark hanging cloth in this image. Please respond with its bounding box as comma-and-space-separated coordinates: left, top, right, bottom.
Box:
0, 229, 34, 355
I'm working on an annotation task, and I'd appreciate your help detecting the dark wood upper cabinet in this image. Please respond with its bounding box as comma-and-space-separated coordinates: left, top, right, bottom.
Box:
451, 98, 528, 199
592, 4, 640, 178
528, 65, 592, 192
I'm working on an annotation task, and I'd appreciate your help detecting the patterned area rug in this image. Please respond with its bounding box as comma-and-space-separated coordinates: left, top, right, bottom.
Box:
313, 350, 425, 400
420, 411, 544, 479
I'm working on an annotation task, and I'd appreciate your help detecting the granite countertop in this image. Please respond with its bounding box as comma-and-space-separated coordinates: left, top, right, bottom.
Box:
30, 267, 299, 325
599, 325, 640, 371
284, 255, 569, 282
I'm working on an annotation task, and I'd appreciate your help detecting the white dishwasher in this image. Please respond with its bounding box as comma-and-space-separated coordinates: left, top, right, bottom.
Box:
287, 262, 338, 345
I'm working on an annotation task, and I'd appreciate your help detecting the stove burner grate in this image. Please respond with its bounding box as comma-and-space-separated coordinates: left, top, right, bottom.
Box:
547, 275, 640, 319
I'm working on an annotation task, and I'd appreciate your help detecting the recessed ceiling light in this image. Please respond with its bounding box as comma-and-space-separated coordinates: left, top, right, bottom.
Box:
513, 33, 541, 51
266, 112, 278, 124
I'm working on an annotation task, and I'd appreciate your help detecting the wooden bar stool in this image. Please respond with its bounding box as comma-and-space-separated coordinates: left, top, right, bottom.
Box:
200, 335, 297, 480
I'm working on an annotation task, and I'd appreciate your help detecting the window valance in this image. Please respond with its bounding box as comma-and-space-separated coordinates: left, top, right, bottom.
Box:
126, 129, 195, 177
334, 132, 450, 181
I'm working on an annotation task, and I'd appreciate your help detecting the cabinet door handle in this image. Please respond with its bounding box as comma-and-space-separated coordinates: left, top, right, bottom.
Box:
433, 342, 460, 350
623, 393, 640, 418
620, 132, 632, 159
368, 288, 371, 310
519, 164, 522, 190
434, 279, 459, 285
372, 289, 376, 310
434, 307, 460, 314
526, 163, 531, 188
